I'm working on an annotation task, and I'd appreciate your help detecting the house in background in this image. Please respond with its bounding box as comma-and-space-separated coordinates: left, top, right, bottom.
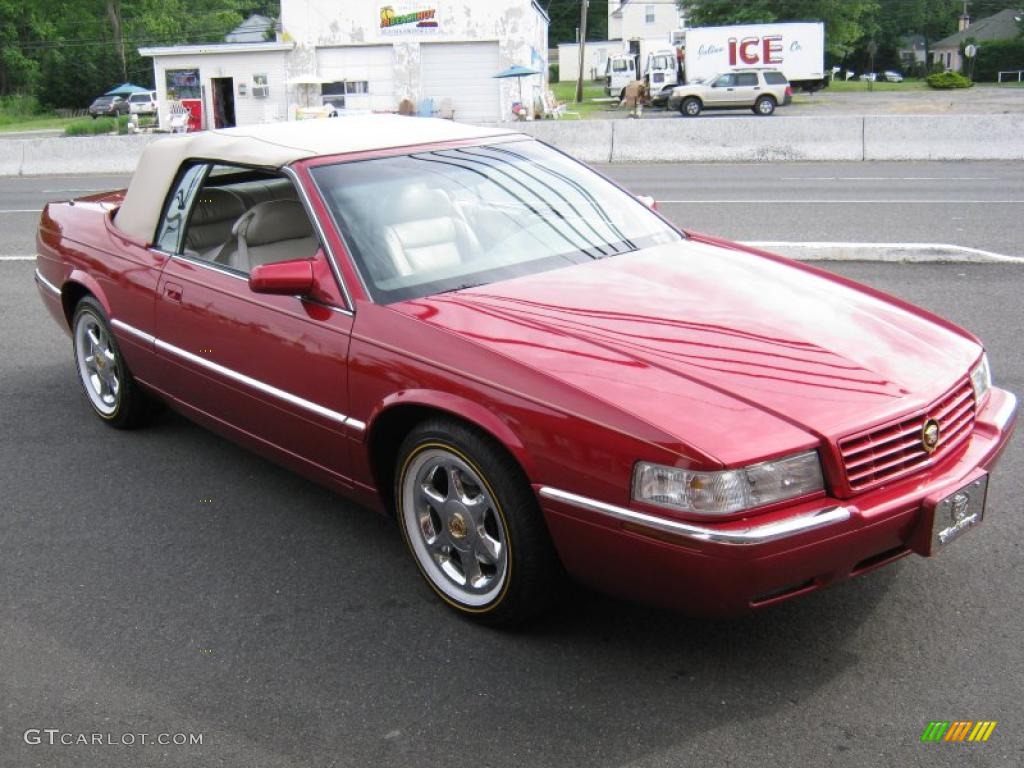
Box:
931, 8, 1023, 72
608, 0, 685, 43
225, 14, 275, 43
897, 34, 927, 69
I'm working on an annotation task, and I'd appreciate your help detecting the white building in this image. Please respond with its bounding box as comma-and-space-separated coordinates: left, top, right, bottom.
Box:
608, 1, 684, 44
556, 41, 626, 82
141, 0, 549, 129
554, 1, 685, 83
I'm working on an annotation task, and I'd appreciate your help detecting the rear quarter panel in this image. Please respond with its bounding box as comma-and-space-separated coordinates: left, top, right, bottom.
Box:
38, 193, 167, 382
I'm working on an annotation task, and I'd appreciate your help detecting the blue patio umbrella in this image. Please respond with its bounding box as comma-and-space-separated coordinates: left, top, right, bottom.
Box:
105, 83, 150, 97
493, 65, 540, 102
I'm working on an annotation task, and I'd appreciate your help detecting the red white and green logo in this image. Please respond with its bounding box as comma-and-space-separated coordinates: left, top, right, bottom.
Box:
921, 721, 997, 742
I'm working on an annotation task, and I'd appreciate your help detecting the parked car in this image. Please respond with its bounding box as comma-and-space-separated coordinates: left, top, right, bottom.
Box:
882, 70, 905, 83
88, 95, 129, 118
668, 69, 792, 116
128, 90, 158, 115
34, 117, 1017, 625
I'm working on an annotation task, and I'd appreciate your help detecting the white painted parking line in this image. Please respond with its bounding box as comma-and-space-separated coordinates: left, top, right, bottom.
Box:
658, 199, 1024, 204
0, 255, 35, 261
741, 241, 1024, 263
780, 176, 996, 182
0, 209, 42, 214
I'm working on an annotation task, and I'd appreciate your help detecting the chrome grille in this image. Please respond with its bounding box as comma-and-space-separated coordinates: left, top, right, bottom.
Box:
839, 379, 976, 492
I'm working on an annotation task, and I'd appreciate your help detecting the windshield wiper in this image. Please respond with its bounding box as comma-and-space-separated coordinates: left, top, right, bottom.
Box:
437, 282, 486, 295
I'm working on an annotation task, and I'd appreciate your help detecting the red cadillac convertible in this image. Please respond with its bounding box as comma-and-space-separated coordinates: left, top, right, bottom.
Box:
35, 117, 1017, 624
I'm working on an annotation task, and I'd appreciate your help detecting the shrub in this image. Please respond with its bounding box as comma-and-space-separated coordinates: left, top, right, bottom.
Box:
926, 71, 973, 89
64, 115, 129, 136
549, 63, 559, 82
972, 38, 1024, 82
0, 94, 42, 117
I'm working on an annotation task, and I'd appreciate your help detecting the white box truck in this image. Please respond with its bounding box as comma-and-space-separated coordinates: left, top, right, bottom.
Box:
683, 22, 826, 92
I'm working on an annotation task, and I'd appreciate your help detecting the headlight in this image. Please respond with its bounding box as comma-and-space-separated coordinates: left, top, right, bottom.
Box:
970, 353, 991, 403
632, 451, 824, 516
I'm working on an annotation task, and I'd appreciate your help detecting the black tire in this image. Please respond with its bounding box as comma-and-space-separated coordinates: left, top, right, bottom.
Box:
754, 95, 776, 116
71, 296, 157, 429
680, 97, 702, 117
395, 418, 563, 626
619, 87, 626, 102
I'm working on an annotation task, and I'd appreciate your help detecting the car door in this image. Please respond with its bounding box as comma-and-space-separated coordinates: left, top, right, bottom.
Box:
705, 74, 738, 106
151, 162, 357, 484
732, 72, 761, 106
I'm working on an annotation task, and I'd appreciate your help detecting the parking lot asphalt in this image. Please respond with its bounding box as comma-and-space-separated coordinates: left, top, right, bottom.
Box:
2, 162, 1022, 259
597, 83, 1024, 118
3, 258, 1022, 767
2, 170, 1023, 767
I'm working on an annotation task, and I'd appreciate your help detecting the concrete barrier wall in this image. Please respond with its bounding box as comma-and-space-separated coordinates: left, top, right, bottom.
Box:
0, 141, 24, 176
863, 114, 1024, 161
18, 134, 159, 176
2, 115, 1024, 176
609, 116, 865, 163
516, 121, 613, 163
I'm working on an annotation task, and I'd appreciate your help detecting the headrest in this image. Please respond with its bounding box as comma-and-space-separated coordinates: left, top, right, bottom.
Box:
232, 200, 313, 246
389, 187, 453, 224
191, 187, 245, 225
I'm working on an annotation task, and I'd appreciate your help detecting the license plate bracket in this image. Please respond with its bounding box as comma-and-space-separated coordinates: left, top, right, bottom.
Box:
923, 474, 988, 555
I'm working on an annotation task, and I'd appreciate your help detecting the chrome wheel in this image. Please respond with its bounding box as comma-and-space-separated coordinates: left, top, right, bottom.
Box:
401, 447, 509, 607
74, 310, 120, 417
756, 97, 775, 115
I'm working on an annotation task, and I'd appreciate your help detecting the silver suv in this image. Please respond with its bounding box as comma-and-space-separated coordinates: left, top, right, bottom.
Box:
668, 70, 792, 117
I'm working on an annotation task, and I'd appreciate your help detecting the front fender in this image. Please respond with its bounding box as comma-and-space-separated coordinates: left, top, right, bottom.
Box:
367, 389, 536, 479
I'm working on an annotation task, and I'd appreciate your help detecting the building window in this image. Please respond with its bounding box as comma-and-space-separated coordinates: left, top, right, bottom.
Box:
645, 5, 655, 24
166, 69, 200, 100
252, 73, 269, 98
322, 81, 369, 109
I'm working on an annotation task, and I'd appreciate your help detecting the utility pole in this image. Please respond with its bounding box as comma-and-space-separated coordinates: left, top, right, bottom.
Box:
576, 0, 588, 103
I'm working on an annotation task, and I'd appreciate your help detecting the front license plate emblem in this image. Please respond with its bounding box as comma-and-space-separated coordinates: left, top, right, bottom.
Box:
931, 474, 988, 552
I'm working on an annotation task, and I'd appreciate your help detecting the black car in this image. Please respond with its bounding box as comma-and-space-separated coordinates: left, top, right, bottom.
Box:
88, 95, 129, 118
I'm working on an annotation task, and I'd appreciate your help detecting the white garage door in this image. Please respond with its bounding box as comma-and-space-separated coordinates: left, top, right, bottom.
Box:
421, 42, 500, 123
316, 45, 395, 112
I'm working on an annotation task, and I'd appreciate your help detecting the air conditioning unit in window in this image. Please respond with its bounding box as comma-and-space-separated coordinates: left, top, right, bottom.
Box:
252, 85, 270, 98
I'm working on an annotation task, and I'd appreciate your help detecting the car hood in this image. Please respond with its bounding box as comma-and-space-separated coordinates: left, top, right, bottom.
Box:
392, 239, 980, 464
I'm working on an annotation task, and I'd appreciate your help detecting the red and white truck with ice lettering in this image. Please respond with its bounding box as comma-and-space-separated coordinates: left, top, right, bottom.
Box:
682, 22, 827, 92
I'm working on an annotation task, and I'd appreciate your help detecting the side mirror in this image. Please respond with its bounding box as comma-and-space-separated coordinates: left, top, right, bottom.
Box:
249, 258, 315, 295
636, 195, 658, 211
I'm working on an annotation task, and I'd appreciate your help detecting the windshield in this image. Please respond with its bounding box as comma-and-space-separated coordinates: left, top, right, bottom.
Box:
129, 93, 150, 102
651, 55, 672, 70
311, 139, 682, 304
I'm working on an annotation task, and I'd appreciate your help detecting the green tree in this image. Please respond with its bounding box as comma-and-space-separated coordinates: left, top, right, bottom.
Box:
2, 0, 278, 105
545, 0, 608, 45
681, 0, 881, 59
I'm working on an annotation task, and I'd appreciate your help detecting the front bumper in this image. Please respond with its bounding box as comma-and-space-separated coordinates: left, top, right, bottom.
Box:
538, 387, 1017, 616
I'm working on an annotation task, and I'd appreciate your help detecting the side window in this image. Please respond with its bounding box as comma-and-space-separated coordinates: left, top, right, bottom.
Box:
736, 73, 758, 87
763, 72, 788, 85
713, 74, 735, 88
155, 163, 208, 253
180, 165, 319, 275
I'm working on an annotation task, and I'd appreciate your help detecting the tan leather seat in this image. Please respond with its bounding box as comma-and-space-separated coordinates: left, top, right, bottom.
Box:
382, 188, 480, 276
218, 200, 317, 273
184, 187, 246, 257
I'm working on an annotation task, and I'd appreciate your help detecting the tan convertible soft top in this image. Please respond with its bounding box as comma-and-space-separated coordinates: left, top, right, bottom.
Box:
114, 115, 517, 244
